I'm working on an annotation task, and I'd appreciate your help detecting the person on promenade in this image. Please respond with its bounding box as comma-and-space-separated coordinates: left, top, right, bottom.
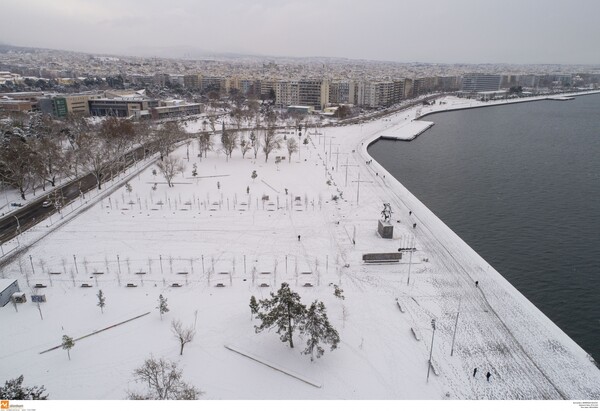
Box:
486, 372, 492, 382
473, 368, 478, 377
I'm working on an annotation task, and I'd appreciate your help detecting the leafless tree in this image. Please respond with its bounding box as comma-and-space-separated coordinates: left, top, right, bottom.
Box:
240, 138, 251, 159
171, 319, 195, 355
221, 128, 238, 161
157, 155, 185, 188
127, 356, 202, 400
261, 126, 281, 163
154, 122, 184, 161
0, 135, 36, 200
286, 138, 298, 163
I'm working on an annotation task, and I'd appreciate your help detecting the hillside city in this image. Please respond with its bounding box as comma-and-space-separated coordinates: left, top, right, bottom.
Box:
1, 44, 599, 121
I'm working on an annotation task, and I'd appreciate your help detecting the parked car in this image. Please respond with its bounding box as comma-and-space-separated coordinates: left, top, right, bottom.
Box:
42, 200, 52, 208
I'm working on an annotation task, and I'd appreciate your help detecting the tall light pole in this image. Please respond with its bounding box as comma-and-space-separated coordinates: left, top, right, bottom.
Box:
450, 298, 462, 356
427, 319, 436, 382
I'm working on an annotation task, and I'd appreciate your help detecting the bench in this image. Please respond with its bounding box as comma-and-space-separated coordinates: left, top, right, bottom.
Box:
177, 272, 189, 275
34, 284, 47, 288
362, 253, 402, 264
171, 283, 182, 288
49, 272, 61, 275
396, 301, 405, 313
126, 283, 138, 288
303, 283, 313, 287
92, 272, 104, 275
135, 272, 147, 275
259, 283, 269, 287
411, 327, 422, 341
81, 283, 93, 288
215, 283, 225, 288
429, 360, 440, 376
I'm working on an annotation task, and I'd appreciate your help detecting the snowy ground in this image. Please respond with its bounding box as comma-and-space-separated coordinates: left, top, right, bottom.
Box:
1, 93, 599, 400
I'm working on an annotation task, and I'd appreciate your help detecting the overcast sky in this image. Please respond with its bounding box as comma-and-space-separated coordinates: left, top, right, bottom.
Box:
1, 0, 599, 64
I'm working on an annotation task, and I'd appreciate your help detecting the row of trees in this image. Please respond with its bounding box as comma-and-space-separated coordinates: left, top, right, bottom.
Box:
0, 114, 143, 199
0, 113, 191, 199
1, 110, 306, 199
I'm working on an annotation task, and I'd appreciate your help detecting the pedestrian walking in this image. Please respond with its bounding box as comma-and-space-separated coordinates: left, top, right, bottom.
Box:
413, 223, 417, 228
486, 372, 491, 382
473, 368, 478, 377
297, 235, 301, 241
475, 281, 479, 288
409, 211, 412, 215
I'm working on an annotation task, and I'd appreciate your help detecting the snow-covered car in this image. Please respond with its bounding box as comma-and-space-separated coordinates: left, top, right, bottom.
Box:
42, 200, 52, 208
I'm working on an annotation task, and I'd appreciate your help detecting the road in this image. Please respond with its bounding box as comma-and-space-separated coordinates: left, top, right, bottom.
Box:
0, 146, 148, 245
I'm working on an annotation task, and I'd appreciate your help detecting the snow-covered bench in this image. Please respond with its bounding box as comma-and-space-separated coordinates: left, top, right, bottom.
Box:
396, 301, 405, 313
362, 253, 402, 264
411, 327, 422, 341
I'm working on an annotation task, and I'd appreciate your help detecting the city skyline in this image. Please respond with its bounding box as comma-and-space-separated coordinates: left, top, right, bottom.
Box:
1, 0, 600, 65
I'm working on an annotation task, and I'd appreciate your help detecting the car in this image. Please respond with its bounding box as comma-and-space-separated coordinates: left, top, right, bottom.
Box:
42, 200, 52, 208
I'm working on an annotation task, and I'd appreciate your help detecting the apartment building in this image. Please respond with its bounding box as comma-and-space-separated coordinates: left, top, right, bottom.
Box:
329, 81, 355, 105
298, 79, 329, 110
184, 74, 201, 89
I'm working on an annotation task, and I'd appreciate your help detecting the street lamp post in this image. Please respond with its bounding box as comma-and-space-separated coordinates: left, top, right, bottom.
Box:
427, 319, 436, 382
450, 298, 462, 356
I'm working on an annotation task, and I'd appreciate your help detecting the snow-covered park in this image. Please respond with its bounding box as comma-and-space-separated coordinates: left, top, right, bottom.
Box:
1, 94, 599, 400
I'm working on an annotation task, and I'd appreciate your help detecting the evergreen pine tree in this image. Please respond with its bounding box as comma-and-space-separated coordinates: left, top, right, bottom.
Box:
254, 283, 306, 348
97, 290, 106, 313
62, 335, 75, 360
0, 375, 49, 400
333, 285, 345, 300
300, 301, 340, 361
158, 294, 169, 320
249, 296, 259, 319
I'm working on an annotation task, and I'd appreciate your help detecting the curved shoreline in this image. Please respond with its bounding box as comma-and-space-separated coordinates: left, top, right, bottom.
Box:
356, 94, 600, 398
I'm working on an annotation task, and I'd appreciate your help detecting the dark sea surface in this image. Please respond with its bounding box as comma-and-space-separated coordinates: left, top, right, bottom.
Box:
368, 93, 600, 362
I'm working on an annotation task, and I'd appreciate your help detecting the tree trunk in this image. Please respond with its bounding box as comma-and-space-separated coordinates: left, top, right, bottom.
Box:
287, 302, 294, 348
180, 343, 184, 355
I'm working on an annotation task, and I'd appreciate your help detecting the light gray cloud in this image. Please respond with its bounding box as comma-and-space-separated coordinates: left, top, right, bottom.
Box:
1, 0, 599, 64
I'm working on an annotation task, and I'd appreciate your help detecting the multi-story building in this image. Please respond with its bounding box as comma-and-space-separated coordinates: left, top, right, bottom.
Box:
517, 74, 540, 88
329, 81, 355, 105
298, 79, 328, 110
183, 74, 200, 89
413, 77, 436, 96
461, 74, 502, 92
436, 76, 460, 92
0, 98, 36, 113
38, 96, 68, 117
356, 81, 400, 108
64, 93, 103, 116
89, 97, 159, 117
